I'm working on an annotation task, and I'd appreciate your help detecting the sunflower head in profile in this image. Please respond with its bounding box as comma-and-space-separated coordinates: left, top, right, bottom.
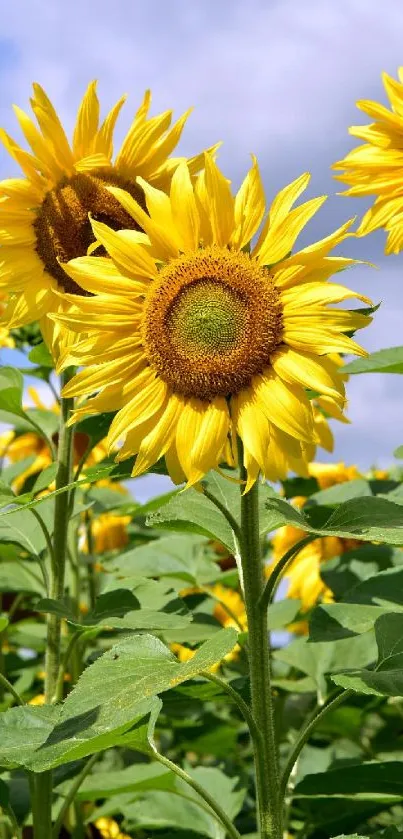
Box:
333, 67, 403, 254
55, 154, 372, 490
0, 81, 209, 355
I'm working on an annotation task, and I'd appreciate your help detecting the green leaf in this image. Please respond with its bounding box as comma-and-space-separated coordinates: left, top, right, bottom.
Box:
267, 599, 301, 630
31, 463, 58, 495
332, 612, 403, 695
37, 584, 192, 632
0, 615, 9, 632
0, 705, 59, 768
309, 603, 396, 642
274, 632, 377, 700
394, 445, 403, 459
294, 760, 403, 800
26, 629, 238, 770
343, 345, 403, 374
263, 496, 403, 545
147, 490, 235, 552
109, 535, 218, 586
28, 342, 53, 367
307, 479, 372, 507
0, 562, 45, 594
0, 498, 54, 556
75, 763, 176, 800
122, 768, 245, 839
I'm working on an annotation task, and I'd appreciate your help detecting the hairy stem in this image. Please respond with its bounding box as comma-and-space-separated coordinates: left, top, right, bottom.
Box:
238, 440, 281, 839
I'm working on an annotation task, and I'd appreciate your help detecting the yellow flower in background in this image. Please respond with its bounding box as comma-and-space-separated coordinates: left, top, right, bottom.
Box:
0, 81, 210, 356
28, 694, 45, 706
267, 462, 363, 612
56, 156, 371, 490
82, 512, 131, 554
210, 583, 247, 631
173, 583, 246, 666
333, 67, 403, 254
94, 817, 131, 839
309, 460, 361, 488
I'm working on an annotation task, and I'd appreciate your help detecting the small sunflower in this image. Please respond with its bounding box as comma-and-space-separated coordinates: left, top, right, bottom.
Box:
55, 155, 371, 489
267, 463, 363, 613
0, 81, 209, 354
333, 68, 403, 253
82, 511, 131, 554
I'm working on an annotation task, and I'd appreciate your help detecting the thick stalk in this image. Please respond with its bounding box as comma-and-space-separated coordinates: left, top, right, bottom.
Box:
238, 440, 281, 839
34, 371, 74, 839
44, 373, 74, 704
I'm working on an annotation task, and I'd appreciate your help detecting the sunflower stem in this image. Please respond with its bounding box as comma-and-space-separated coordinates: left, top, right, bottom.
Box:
237, 439, 282, 839
33, 369, 74, 839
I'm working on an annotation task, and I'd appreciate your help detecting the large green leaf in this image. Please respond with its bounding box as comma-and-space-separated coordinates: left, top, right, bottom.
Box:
147, 490, 236, 552
309, 603, 398, 642
294, 760, 403, 800
37, 582, 192, 632
26, 628, 237, 771
332, 612, 403, 696
344, 346, 403, 375
0, 561, 45, 594
0, 705, 59, 769
108, 535, 218, 586
262, 496, 403, 544
307, 479, 372, 507
75, 763, 176, 800
147, 473, 281, 550
122, 768, 244, 839
274, 632, 377, 700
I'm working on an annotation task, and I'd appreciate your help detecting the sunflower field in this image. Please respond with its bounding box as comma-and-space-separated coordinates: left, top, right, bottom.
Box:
0, 72, 403, 839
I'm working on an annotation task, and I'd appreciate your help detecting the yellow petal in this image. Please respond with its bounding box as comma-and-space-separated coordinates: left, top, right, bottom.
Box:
31, 83, 74, 172
231, 155, 265, 250
107, 185, 179, 260
232, 388, 272, 476
176, 398, 205, 478
271, 347, 345, 403
256, 196, 327, 266
89, 217, 158, 278
170, 162, 200, 251
73, 81, 100, 159
108, 373, 167, 448
203, 153, 235, 246
62, 255, 149, 296
187, 397, 230, 484
95, 95, 126, 159
132, 394, 182, 477
254, 371, 314, 443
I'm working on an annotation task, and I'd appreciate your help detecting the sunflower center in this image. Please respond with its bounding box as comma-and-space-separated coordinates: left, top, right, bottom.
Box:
33, 170, 146, 295
168, 281, 246, 355
143, 247, 283, 400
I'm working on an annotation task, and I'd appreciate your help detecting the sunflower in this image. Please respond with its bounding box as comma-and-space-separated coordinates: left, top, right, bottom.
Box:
333, 68, 403, 254
81, 511, 131, 554
93, 817, 131, 839
0, 81, 209, 355
55, 155, 371, 489
267, 463, 363, 613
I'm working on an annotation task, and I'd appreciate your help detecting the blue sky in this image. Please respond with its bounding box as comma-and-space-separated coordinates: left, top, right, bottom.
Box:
1, 0, 403, 498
